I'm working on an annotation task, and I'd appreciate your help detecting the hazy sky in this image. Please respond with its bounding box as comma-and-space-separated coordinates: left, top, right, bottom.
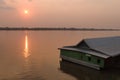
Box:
0, 0, 120, 28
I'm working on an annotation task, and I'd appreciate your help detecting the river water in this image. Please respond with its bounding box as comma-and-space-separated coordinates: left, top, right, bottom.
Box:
0, 31, 120, 80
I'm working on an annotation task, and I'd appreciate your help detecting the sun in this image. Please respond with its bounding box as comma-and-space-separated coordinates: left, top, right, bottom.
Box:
24, 9, 29, 14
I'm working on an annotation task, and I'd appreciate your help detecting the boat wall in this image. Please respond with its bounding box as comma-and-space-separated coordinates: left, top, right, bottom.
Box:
60, 49, 105, 68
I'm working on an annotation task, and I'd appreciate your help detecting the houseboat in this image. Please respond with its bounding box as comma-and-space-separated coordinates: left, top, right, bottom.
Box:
59, 36, 120, 70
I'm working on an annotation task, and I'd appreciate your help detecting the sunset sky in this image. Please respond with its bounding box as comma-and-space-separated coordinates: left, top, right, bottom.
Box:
0, 0, 120, 28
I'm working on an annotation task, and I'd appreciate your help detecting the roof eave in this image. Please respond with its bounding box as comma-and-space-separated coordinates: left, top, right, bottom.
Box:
60, 47, 110, 59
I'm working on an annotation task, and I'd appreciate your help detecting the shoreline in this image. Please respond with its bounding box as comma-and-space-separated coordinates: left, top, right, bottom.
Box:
0, 27, 120, 31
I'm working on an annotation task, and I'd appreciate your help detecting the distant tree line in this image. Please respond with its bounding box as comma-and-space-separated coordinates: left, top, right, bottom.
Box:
0, 27, 119, 31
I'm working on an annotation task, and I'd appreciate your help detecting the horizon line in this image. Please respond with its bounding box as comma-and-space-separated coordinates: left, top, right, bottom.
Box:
0, 27, 120, 31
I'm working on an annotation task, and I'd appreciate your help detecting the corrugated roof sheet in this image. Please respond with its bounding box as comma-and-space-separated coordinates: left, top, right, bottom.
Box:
84, 36, 120, 57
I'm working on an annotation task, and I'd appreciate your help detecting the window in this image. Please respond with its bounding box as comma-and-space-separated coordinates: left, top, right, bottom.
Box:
88, 57, 91, 61
97, 59, 101, 64
81, 55, 83, 60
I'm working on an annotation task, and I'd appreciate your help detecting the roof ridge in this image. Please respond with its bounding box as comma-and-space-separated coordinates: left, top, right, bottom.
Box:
90, 48, 111, 56
84, 36, 120, 41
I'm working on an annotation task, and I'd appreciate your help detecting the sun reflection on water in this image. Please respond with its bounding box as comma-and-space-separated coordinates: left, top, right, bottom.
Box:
24, 34, 30, 58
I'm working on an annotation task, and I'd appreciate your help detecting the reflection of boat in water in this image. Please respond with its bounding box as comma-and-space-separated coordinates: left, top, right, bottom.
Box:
59, 60, 120, 80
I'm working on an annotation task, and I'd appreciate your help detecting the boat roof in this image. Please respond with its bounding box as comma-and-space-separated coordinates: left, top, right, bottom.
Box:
83, 36, 120, 57
60, 36, 120, 58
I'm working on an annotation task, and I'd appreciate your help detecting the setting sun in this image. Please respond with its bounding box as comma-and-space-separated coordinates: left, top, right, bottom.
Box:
24, 10, 29, 14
